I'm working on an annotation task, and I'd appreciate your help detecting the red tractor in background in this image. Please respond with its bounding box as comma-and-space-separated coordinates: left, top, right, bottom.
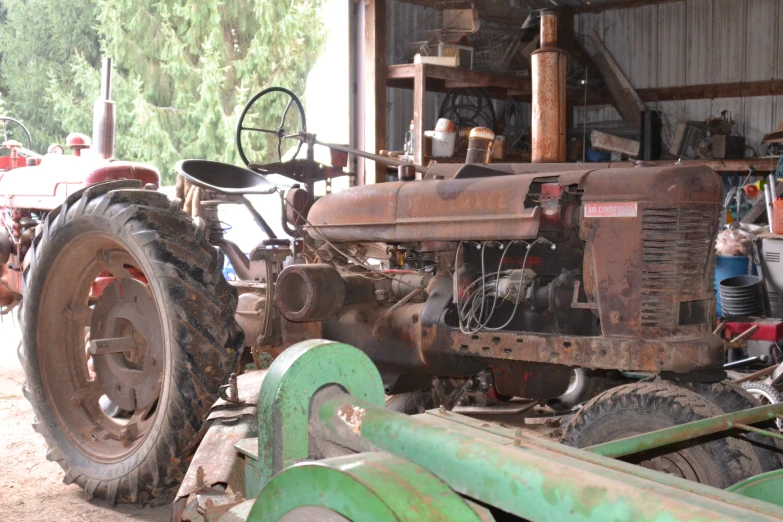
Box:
0, 58, 158, 313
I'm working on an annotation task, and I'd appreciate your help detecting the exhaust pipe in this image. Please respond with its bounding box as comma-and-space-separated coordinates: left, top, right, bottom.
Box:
531, 10, 566, 163
92, 57, 116, 159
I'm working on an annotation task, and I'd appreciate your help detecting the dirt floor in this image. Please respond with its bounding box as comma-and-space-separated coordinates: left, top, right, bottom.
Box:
0, 318, 169, 522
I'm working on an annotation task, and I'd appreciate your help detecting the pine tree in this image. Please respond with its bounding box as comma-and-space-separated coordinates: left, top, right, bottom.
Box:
1, 0, 325, 184
0, 0, 102, 149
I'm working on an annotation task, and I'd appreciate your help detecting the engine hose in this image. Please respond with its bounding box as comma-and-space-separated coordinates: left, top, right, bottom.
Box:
371, 286, 423, 337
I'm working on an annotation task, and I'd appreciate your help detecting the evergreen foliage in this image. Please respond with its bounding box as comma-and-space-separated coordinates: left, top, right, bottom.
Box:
0, 0, 325, 184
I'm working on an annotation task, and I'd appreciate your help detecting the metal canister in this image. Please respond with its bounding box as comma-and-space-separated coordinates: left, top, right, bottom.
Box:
466, 127, 495, 164
398, 164, 416, 181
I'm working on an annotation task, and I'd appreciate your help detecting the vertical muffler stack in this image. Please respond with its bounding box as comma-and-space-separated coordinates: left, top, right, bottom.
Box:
531, 10, 567, 163
92, 57, 116, 159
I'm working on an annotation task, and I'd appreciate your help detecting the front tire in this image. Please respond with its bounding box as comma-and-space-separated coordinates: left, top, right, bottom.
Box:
20, 180, 244, 505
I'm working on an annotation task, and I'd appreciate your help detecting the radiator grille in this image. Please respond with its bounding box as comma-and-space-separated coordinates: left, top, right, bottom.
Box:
641, 207, 716, 329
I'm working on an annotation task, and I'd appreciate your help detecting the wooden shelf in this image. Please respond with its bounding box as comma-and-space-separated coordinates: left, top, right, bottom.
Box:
387, 63, 532, 165
387, 63, 530, 96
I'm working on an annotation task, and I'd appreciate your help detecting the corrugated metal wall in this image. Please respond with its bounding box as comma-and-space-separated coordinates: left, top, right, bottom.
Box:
574, 0, 783, 151
387, 0, 783, 152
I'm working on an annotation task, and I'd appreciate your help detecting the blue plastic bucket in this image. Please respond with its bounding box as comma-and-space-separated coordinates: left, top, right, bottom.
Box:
715, 255, 756, 317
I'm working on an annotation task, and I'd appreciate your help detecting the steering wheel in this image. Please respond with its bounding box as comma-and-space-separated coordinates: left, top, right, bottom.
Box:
0, 116, 33, 151
236, 87, 306, 166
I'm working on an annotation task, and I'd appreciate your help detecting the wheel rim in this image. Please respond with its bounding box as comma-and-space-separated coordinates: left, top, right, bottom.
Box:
36, 233, 164, 463
563, 370, 580, 396
619, 431, 708, 484
745, 386, 783, 430
640, 453, 699, 481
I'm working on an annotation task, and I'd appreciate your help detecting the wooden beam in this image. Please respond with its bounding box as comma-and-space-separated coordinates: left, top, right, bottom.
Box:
585, 29, 644, 126
573, 80, 783, 106
591, 130, 640, 156
387, 64, 531, 94
394, 0, 531, 25
364, 0, 387, 184
639, 80, 783, 102
573, 0, 684, 14
413, 64, 426, 166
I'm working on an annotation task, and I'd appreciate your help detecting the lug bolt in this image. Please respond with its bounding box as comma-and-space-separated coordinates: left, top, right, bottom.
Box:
438, 405, 446, 414
228, 373, 239, 403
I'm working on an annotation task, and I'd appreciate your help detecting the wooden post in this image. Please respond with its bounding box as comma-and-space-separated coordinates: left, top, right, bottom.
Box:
413, 63, 426, 167
560, 7, 575, 148
364, 0, 387, 184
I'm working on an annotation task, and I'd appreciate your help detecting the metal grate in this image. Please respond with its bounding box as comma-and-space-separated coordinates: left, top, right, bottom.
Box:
640, 207, 717, 329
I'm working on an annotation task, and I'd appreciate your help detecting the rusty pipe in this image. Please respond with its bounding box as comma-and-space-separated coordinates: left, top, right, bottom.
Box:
540, 11, 558, 48
531, 11, 566, 163
315, 139, 428, 174
92, 57, 116, 159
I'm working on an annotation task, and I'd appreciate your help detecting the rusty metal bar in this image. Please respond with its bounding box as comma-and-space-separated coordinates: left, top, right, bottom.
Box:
734, 423, 783, 442
89, 336, 137, 355
313, 138, 427, 174
585, 403, 783, 458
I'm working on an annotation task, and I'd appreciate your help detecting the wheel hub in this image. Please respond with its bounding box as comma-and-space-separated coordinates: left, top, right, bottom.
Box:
90, 278, 163, 411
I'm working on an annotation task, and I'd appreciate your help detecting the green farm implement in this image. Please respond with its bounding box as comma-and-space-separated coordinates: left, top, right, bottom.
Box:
171, 340, 783, 522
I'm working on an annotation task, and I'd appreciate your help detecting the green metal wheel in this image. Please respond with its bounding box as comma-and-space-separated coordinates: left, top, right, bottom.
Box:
247, 453, 483, 522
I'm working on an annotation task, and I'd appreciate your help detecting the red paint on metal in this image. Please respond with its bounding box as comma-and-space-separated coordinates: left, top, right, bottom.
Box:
82, 161, 160, 188
502, 256, 543, 268
724, 319, 783, 342
584, 202, 638, 218
89, 268, 148, 301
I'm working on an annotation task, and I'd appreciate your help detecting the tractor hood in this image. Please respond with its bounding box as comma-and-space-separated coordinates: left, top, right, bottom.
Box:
305, 164, 722, 244
0, 154, 159, 210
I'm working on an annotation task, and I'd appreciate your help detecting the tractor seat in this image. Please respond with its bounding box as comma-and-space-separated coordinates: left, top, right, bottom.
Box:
175, 159, 277, 195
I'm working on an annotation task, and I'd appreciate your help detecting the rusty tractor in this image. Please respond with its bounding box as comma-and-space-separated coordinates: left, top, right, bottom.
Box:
16, 13, 783, 511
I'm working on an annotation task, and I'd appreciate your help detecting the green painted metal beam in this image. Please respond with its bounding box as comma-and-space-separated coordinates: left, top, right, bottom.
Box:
584, 403, 783, 458
254, 340, 385, 490
316, 394, 783, 522
429, 404, 778, 507
247, 452, 487, 522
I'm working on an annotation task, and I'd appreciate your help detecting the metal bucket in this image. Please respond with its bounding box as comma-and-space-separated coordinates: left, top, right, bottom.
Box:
714, 255, 757, 317
718, 275, 765, 317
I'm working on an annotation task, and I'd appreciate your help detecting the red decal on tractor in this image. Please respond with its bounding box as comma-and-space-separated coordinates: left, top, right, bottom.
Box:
584, 202, 638, 218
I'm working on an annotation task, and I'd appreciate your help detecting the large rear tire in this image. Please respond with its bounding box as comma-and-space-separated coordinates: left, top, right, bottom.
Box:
698, 380, 783, 472
20, 180, 244, 505
561, 381, 761, 488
